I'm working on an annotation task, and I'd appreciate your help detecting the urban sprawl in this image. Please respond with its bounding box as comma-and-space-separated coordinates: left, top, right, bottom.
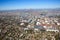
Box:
0, 9, 60, 40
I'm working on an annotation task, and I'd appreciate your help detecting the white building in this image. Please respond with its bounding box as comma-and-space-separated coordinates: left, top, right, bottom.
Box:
46, 28, 59, 32
36, 22, 41, 25
43, 26, 59, 32
20, 22, 24, 25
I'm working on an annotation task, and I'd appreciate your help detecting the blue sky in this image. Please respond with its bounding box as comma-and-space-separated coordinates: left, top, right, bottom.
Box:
0, 0, 60, 10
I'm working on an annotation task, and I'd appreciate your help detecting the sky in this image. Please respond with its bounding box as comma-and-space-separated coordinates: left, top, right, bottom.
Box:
0, 0, 60, 10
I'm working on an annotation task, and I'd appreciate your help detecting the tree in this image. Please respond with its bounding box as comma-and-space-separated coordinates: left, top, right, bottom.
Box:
55, 33, 60, 40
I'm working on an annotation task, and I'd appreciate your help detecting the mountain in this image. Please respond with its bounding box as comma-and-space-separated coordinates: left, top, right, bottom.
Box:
0, 8, 60, 17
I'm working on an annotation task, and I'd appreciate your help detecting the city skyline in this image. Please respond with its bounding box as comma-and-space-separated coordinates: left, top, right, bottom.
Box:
0, 0, 60, 10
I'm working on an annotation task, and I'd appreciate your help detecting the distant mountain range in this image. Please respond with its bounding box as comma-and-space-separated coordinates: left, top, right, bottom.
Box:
0, 8, 60, 17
